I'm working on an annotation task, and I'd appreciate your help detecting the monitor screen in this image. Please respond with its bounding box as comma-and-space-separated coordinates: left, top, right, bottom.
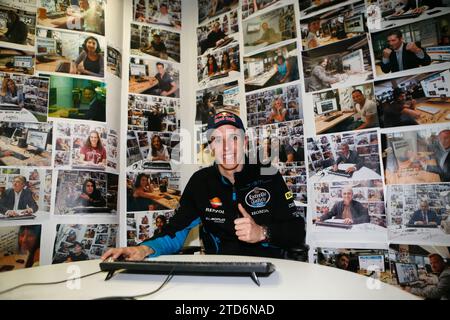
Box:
130, 63, 147, 76
358, 255, 385, 272
342, 49, 364, 73
421, 70, 450, 98
248, 60, 264, 78
14, 56, 33, 68
395, 262, 419, 285
37, 38, 56, 54
247, 23, 260, 33
26, 129, 48, 151
316, 98, 337, 115
344, 15, 365, 33
425, 46, 450, 61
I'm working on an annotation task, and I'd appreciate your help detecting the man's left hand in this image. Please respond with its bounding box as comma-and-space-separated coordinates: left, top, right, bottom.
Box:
345, 167, 356, 173
406, 42, 422, 54
234, 203, 265, 243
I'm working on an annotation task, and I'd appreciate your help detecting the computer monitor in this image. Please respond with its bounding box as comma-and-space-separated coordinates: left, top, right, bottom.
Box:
316, 98, 338, 115
421, 70, 450, 98
13, 56, 33, 68
130, 63, 147, 76
358, 255, 385, 272
248, 60, 264, 77
247, 22, 260, 33
425, 46, 450, 61
344, 15, 365, 33
341, 49, 364, 73
395, 262, 420, 285
37, 38, 57, 55
26, 129, 48, 152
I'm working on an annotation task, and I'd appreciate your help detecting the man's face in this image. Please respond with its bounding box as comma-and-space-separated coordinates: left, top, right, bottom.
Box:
420, 202, 429, 212
387, 34, 403, 50
213, 23, 220, 32
85, 182, 94, 195
309, 20, 320, 32
160, 5, 168, 15
342, 189, 353, 206
79, 0, 89, 10
12, 178, 25, 193
352, 91, 365, 105
157, 64, 165, 75
342, 144, 349, 155
74, 244, 82, 254
438, 131, 450, 149
429, 256, 445, 274
210, 124, 245, 170
338, 256, 349, 269
154, 36, 161, 43
83, 89, 95, 101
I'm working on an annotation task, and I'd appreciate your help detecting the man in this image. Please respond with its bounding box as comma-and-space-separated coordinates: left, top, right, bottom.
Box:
332, 143, 363, 174
421, 129, 450, 182
148, 62, 177, 97
408, 200, 441, 226
143, 34, 167, 58
202, 22, 228, 54
102, 112, 305, 261
149, 3, 174, 27
403, 254, 450, 300
315, 187, 369, 225
304, 18, 320, 50
66, 241, 89, 262
2, 11, 28, 45
143, 106, 167, 132
352, 89, 379, 129
252, 22, 281, 45
84, 87, 106, 122
383, 88, 420, 127
380, 30, 431, 74
335, 253, 350, 270
0, 176, 38, 216
308, 58, 339, 92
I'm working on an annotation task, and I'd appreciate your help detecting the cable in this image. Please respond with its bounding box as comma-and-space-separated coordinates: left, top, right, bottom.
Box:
93, 270, 175, 300
0, 270, 103, 296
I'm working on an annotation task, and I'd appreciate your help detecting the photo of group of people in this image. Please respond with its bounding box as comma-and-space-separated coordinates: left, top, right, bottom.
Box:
0, 169, 52, 219
52, 223, 117, 264
54, 170, 118, 215
127, 171, 180, 212
278, 161, 308, 204
133, 0, 181, 30
127, 210, 174, 245
0, 1, 36, 50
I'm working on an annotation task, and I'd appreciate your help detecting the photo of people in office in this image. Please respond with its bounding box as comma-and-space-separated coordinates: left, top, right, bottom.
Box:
130, 24, 180, 63
127, 130, 179, 170
311, 83, 379, 134
0, 2, 36, 50
35, 28, 105, 78
0, 73, 49, 123
129, 58, 180, 98
241, 0, 283, 20
133, 0, 181, 30
0, 121, 53, 167
52, 223, 117, 263
47, 75, 106, 122
0, 225, 41, 272
126, 210, 174, 246
375, 69, 450, 128
371, 14, 450, 76
127, 171, 181, 212
244, 41, 299, 93
243, 4, 296, 55
312, 179, 386, 231
307, 130, 382, 182
300, 1, 367, 51
37, 0, 106, 36
278, 161, 308, 204
387, 183, 450, 244
195, 81, 240, 131
383, 125, 450, 184
246, 84, 303, 127
299, 0, 352, 17
302, 35, 373, 93
197, 43, 240, 87
198, 0, 239, 24
54, 170, 118, 215
315, 248, 392, 283
389, 244, 450, 299
128, 94, 179, 132
106, 45, 121, 78
197, 9, 239, 56
0, 46, 34, 75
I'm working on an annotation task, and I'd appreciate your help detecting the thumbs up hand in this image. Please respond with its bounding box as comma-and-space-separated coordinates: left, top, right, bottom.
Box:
234, 203, 265, 243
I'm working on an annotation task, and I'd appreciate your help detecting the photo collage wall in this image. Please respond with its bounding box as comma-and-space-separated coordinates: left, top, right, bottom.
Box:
0, 0, 122, 272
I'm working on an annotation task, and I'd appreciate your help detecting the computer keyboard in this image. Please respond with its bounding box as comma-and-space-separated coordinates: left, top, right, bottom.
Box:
327, 169, 353, 178
142, 161, 172, 170
10, 151, 29, 160
406, 224, 438, 228
324, 114, 341, 122
385, 12, 421, 20
210, 72, 229, 80
0, 103, 21, 111
315, 221, 353, 229
72, 206, 111, 213
56, 62, 71, 73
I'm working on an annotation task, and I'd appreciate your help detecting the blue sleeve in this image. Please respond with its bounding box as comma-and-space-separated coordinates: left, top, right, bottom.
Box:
140, 217, 201, 257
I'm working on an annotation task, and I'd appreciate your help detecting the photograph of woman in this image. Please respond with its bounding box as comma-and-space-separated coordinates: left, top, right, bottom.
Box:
132, 173, 157, 212
76, 179, 106, 207
148, 134, 170, 162
267, 97, 287, 123
74, 36, 104, 77
78, 130, 106, 166
0, 78, 23, 105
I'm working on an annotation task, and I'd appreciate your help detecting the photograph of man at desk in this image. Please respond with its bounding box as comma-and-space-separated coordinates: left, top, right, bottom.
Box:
0, 47, 34, 75
47, 75, 106, 122
383, 125, 450, 184
303, 34, 373, 93
198, 0, 239, 24
133, 0, 181, 31
387, 183, 450, 243
388, 244, 450, 300
197, 10, 239, 56
37, 0, 106, 36
307, 129, 382, 181
243, 4, 296, 55
54, 170, 118, 215
0, 175, 38, 220
0, 121, 53, 167
300, 0, 367, 51
0, 72, 49, 123
35, 29, 105, 78
129, 58, 180, 98
127, 171, 181, 212
130, 24, 180, 62
241, 0, 283, 20
312, 83, 379, 134
375, 69, 450, 128
244, 41, 299, 92
0, 2, 36, 50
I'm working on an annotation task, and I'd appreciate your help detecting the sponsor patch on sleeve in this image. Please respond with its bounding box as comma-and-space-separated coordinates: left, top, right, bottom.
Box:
285, 191, 293, 200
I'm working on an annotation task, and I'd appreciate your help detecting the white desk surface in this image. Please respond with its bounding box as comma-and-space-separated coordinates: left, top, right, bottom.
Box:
0, 255, 418, 300
330, 72, 373, 90
198, 70, 240, 89
314, 222, 387, 234
388, 226, 450, 246
309, 165, 382, 183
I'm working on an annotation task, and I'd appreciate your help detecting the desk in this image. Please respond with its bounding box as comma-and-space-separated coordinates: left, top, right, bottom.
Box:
144, 188, 180, 210
245, 68, 277, 87
309, 165, 382, 183
0, 137, 51, 167
315, 112, 355, 134
0, 255, 419, 300
414, 102, 450, 124
331, 72, 373, 89
129, 77, 159, 95
37, 16, 69, 28
313, 33, 360, 49
198, 70, 239, 89
384, 154, 441, 184
379, 7, 450, 31
35, 57, 71, 73
388, 226, 450, 245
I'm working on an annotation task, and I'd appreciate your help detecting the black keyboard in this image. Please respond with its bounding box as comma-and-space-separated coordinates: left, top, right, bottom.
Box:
315, 221, 353, 229
72, 206, 111, 213
327, 169, 353, 178
142, 161, 172, 170
406, 224, 438, 228
56, 62, 71, 73
0, 214, 36, 220
210, 72, 229, 80
11, 152, 29, 160
324, 114, 341, 122
385, 13, 421, 20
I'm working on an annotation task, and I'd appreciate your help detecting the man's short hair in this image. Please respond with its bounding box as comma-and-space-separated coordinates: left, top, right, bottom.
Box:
438, 129, 450, 137
308, 18, 320, 26
13, 175, 26, 184
387, 30, 403, 39
352, 89, 363, 95
156, 62, 164, 67
160, 3, 168, 9
428, 253, 445, 263
393, 87, 404, 100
